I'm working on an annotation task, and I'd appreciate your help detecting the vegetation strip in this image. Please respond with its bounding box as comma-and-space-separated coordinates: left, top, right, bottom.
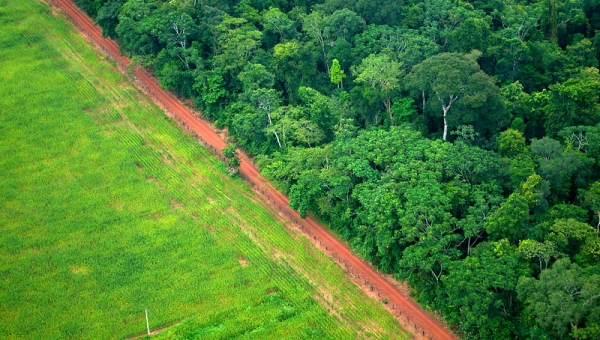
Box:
48, 0, 456, 339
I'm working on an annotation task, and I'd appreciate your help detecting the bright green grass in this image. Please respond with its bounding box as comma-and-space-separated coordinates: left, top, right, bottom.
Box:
0, 1, 408, 339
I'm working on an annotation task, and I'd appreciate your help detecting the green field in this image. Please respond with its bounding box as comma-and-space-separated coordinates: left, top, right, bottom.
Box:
0, 1, 407, 339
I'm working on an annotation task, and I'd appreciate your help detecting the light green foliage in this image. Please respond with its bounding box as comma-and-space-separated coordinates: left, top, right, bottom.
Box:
498, 128, 527, 157
352, 53, 403, 125
274, 40, 300, 58
329, 58, 345, 87
576, 238, 600, 266
547, 218, 596, 258
550, 218, 596, 244
0, 2, 408, 339
396, 172, 461, 284
567, 38, 599, 68
390, 98, 417, 124
269, 106, 326, 148
508, 154, 536, 190
518, 239, 561, 271
500, 81, 530, 126
520, 173, 549, 206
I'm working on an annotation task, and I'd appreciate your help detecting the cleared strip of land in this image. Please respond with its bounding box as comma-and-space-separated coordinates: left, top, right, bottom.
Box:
48, 0, 457, 339
0, 1, 408, 338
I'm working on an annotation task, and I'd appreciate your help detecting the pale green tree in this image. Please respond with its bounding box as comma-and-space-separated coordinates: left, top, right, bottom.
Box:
330, 59, 346, 88
352, 54, 403, 125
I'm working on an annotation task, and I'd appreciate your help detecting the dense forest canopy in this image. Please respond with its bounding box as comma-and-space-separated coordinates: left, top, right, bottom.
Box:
75, 0, 600, 338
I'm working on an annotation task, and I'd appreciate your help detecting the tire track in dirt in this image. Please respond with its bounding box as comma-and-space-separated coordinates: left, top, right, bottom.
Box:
47, 1, 458, 338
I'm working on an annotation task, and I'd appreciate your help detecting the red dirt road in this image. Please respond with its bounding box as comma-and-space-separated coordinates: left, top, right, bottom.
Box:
48, 1, 458, 339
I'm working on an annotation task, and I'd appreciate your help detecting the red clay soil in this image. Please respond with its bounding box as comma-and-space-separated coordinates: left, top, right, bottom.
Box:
48, 1, 458, 339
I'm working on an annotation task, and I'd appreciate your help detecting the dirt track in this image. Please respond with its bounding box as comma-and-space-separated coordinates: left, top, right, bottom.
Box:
47, 1, 458, 339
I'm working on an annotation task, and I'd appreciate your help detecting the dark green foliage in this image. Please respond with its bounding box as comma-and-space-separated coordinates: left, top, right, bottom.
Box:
517, 259, 600, 339
539, 68, 600, 136
73, 0, 106, 17
405, 51, 507, 141
115, 0, 161, 56
93, 0, 124, 38
80, 0, 600, 337
485, 193, 529, 243
442, 240, 530, 339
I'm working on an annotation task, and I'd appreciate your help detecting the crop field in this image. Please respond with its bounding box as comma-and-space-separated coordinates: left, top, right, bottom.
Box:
0, 1, 408, 339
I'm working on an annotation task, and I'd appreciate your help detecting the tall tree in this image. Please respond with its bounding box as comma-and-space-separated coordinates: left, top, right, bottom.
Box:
213, 15, 263, 71
405, 52, 506, 140
329, 59, 346, 88
302, 11, 332, 75
323, 8, 366, 43
261, 7, 296, 43
352, 53, 403, 125
249, 88, 283, 148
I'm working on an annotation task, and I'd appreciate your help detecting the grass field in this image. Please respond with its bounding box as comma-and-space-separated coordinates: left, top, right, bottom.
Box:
0, 1, 408, 338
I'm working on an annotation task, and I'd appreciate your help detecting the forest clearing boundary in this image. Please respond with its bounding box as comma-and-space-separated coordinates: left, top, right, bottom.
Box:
46, 1, 457, 338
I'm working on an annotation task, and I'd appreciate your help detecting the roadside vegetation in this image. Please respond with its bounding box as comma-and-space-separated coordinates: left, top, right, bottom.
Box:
0, 1, 407, 338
